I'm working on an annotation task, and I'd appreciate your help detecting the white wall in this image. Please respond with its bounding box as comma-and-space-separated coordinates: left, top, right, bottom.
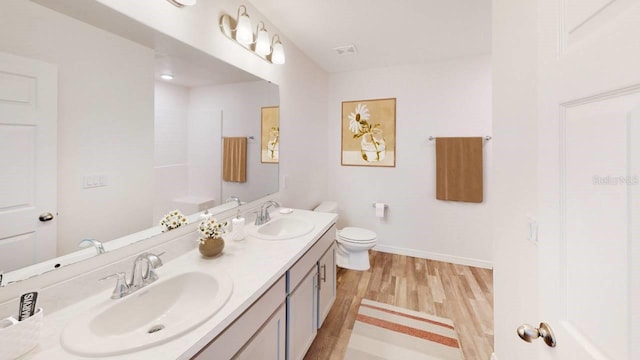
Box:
96, 0, 330, 211
153, 81, 190, 222
153, 80, 279, 219
0, 1, 155, 256
491, 0, 539, 358
189, 81, 279, 203
327, 56, 493, 267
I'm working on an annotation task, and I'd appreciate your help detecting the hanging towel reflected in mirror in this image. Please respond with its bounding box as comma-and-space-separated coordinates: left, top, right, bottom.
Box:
223, 137, 247, 182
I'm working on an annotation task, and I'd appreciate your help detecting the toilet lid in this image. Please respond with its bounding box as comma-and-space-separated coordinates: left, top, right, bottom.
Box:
338, 227, 377, 242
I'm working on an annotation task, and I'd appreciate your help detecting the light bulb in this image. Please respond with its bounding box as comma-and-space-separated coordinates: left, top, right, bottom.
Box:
271, 41, 285, 64
235, 13, 253, 45
255, 27, 270, 56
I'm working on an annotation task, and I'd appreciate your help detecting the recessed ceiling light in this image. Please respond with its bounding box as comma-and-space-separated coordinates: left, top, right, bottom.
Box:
160, 74, 174, 81
333, 44, 358, 56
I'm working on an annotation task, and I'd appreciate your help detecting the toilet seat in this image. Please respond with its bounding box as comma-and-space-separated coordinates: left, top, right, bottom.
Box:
338, 227, 376, 242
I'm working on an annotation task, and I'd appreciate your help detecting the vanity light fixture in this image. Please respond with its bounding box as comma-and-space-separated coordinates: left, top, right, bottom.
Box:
160, 74, 174, 81
166, 0, 197, 7
254, 22, 271, 56
270, 35, 285, 64
219, 5, 286, 65
234, 5, 253, 45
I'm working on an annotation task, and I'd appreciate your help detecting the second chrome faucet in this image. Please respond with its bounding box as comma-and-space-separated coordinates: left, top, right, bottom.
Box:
100, 252, 164, 299
254, 201, 280, 226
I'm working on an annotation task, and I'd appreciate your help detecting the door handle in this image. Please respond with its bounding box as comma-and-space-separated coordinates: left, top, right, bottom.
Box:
517, 322, 556, 347
39, 212, 54, 222
320, 264, 326, 282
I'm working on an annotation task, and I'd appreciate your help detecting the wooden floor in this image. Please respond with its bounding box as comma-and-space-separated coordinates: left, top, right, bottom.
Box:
304, 251, 494, 360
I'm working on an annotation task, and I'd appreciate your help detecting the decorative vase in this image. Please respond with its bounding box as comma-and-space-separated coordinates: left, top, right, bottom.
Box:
360, 129, 386, 162
199, 236, 225, 257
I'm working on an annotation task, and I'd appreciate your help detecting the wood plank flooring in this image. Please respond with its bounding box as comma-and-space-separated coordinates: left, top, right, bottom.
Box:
304, 250, 494, 360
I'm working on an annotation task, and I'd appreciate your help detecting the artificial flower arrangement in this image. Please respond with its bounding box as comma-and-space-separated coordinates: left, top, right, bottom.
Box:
160, 210, 187, 232
198, 217, 229, 243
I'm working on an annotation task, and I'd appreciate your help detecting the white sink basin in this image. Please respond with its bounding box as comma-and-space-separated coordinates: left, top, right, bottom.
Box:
250, 216, 315, 240
61, 271, 233, 357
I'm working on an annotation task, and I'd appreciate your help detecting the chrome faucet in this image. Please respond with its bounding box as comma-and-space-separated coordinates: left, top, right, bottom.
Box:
100, 252, 164, 299
226, 196, 241, 206
255, 201, 280, 226
78, 238, 105, 255
130, 253, 163, 289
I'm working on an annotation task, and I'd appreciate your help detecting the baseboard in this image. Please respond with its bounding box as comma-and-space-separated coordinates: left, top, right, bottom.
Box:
373, 244, 493, 269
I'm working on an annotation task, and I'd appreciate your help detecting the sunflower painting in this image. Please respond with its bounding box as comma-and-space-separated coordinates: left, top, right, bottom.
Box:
341, 98, 396, 167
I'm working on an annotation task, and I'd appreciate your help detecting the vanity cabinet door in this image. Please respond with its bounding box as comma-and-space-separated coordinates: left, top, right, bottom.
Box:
234, 304, 286, 360
287, 264, 318, 360
317, 242, 336, 328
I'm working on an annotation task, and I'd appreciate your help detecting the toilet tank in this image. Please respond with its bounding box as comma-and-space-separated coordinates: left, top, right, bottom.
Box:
314, 201, 338, 213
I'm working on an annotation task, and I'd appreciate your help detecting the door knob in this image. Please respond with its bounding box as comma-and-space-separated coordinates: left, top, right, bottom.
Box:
39, 212, 54, 222
517, 322, 556, 347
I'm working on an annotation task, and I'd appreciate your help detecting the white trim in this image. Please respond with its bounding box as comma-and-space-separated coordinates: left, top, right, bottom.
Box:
490, 352, 498, 360
373, 244, 493, 269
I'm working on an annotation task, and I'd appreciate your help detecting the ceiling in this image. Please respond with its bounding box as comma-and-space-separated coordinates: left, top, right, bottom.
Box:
154, 37, 260, 88
249, 0, 492, 73
34, 0, 261, 88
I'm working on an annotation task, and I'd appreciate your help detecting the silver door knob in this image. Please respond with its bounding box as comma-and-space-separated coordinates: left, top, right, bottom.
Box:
517, 322, 556, 347
39, 212, 54, 222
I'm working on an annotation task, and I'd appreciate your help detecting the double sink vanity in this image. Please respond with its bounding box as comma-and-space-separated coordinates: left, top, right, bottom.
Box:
12, 208, 337, 360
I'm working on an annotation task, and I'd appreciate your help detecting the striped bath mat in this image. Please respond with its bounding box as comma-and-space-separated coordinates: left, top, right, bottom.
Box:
345, 299, 463, 360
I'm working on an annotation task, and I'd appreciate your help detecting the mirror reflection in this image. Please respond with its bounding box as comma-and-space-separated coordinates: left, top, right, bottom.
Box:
0, 0, 279, 282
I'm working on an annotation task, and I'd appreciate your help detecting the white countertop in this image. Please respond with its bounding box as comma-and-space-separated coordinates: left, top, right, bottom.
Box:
21, 209, 337, 360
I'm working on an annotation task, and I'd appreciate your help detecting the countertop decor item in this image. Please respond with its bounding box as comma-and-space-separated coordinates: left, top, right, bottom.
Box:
341, 98, 396, 167
160, 210, 188, 232
198, 218, 229, 257
0, 308, 44, 360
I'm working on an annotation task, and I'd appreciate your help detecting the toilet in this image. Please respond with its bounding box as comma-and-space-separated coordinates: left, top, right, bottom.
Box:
314, 201, 377, 271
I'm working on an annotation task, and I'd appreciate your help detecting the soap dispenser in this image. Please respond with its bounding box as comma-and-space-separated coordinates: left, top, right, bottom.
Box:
231, 210, 246, 241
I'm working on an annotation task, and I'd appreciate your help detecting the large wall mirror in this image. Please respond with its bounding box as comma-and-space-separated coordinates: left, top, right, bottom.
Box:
0, 0, 279, 284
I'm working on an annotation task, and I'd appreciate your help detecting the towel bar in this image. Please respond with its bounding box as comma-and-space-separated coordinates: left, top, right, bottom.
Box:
428, 136, 492, 141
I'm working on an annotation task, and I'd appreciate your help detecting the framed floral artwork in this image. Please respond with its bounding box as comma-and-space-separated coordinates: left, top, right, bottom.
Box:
261, 106, 279, 163
341, 98, 396, 167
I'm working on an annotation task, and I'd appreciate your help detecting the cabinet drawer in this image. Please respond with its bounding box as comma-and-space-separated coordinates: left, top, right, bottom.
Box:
287, 224, 336, 293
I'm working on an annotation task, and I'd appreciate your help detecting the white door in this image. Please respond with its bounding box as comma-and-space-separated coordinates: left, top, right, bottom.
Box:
535, 1, 639, 359
0, 52, 57, 273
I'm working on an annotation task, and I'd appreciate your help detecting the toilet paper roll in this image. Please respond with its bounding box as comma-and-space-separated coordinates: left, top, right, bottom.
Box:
231, 217, 246, 241
375, 203, 386, 218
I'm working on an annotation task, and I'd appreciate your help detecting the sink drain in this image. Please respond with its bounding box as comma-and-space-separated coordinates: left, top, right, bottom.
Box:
148, 324, 165, 334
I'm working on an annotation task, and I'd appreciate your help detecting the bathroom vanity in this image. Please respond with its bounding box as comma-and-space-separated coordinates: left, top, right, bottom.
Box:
13, 209, 336, 360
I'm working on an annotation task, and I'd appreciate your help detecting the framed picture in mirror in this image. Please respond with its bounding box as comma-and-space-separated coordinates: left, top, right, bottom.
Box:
261, 106, 280, 163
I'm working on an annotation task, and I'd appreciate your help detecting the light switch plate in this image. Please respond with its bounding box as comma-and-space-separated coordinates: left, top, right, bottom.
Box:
83, 174, 108, 189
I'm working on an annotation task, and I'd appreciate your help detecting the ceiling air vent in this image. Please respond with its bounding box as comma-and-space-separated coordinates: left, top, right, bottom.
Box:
333, 44, 358, 56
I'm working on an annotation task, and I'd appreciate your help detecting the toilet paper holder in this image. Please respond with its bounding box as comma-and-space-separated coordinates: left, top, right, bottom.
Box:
371, 203, 388, 209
